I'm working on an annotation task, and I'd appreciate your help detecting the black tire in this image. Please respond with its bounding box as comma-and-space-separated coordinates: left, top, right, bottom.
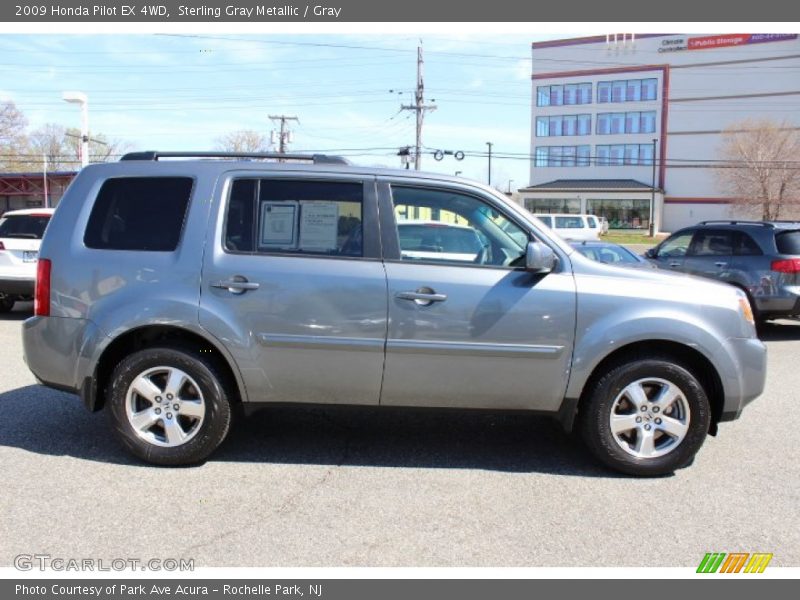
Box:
579, 357, 710, 477
0, 294, 15, 313
107, 346, 232, 466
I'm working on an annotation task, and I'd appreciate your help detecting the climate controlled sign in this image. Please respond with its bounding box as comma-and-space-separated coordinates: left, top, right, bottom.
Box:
658, 33, 797, 53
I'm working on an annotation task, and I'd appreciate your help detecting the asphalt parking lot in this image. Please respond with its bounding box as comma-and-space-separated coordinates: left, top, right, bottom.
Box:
1, 302, 799, 568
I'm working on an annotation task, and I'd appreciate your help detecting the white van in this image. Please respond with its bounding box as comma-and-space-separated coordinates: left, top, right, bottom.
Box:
533, 213, 601, 242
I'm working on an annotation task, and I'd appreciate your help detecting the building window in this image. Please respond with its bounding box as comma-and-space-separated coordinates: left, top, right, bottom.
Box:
534, 146, 591, 167
537, 87, 550, 107
596, 144, 657, 166
537, 82, 592, 107
577, 114, 591, 135
535, 147, 548, 167
586, 198, 651, 230
598, 77, 659, 103
536, 114, 592, 137
641, 111, 656, 133
642, 78, 658, 101
577, 145, 591, 166
597, 81, 611, 103
525, 198, 581, 214
536, 117, 549, 137
596, 111, 657, 135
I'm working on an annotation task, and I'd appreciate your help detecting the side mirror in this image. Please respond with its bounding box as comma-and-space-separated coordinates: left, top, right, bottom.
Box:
644, 248, 657, 259
525, 241, 556, 273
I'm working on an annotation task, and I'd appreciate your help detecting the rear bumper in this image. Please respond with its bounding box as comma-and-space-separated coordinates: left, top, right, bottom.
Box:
0, 276, 34, 296
22, 315, 91, 396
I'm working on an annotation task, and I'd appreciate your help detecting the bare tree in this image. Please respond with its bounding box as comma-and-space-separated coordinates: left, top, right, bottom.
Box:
717, 119, 800, 220
215, 129, 270, 153
0, 100, 29, 171
28, 124, 129, 170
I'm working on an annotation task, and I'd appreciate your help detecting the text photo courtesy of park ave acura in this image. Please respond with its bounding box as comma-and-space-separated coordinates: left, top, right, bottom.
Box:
0, 9, 799, 578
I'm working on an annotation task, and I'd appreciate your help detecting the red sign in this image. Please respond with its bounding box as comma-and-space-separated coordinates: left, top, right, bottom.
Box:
688, 34, 750, 50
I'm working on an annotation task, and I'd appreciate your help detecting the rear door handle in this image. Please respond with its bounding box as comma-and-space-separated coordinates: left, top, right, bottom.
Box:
212, 276, 260, 294
714, 262, 728, 268
397, 289, 448, 306
669, 262, 681, 268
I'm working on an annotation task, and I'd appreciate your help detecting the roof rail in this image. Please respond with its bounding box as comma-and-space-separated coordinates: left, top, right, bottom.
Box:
698, 220, 772, 227
119, 151, 351, 165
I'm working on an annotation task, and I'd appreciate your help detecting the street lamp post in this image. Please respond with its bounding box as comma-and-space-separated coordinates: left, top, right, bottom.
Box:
649, 138, 657, 237
62, 91, 89, 168
507, 179, 515, 194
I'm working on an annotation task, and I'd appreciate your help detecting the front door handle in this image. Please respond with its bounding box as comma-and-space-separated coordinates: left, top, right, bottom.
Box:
669, 262, 681, 268
212, 276, 260, 295
714, 262, 727, 268
396, 288, 447, 306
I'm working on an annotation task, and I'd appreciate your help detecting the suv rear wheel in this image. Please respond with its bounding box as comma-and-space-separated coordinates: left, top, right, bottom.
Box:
108, 346, 232, 465
580, 358, 710, 476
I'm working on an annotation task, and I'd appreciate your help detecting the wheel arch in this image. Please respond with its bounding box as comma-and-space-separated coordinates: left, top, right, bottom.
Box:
565, 340, 724, 436
86, 324, 247, 412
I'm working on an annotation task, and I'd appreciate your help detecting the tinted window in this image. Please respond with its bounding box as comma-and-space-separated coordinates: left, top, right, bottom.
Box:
735, 232, 763, 256
224, 179, 363, 257
555, 216, 584, 229
776, 230, 800, 255
657, 232, 693, 258
690, 230, 734, 257
84, 177, 193, 251
0, 214, 50, 239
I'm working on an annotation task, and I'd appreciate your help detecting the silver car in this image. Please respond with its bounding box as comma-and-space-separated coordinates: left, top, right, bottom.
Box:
22, 152, 766, 476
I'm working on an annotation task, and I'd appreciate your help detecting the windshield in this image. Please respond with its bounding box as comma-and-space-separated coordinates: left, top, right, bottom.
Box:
575, 244, 640, 264
0, 214, 51, 239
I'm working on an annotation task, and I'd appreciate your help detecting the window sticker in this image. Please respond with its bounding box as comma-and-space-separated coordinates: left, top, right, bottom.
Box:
259, 201, 298, 248
299, 201, 339, 251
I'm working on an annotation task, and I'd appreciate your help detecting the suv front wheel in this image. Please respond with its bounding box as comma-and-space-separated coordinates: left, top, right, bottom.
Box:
579, 357, 711, 476
108, 346, 232, 465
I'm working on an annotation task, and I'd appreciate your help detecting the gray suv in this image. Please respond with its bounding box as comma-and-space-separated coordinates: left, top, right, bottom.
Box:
646, 220, 800, 322
22, 152, 766, 476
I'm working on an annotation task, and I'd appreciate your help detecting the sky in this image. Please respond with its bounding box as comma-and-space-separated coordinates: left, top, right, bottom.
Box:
0, 33, 560, 189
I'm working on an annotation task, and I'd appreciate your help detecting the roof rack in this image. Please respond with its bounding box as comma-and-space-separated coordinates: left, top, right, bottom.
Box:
120, 151, 351, 165
698, 220, 773, 227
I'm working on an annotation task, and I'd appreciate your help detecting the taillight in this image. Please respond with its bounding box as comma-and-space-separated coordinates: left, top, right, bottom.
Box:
34, 258, 51, 316
0, 241, 5, 250
771, 258, 800, 273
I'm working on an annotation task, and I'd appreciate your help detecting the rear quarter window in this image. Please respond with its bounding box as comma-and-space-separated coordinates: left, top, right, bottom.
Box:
776, 230, 800, 255
0, 214, 51, 239
84, 177, 193, 251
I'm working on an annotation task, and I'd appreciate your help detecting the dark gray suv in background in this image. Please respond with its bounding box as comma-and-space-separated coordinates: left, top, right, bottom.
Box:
22, 152, 766, 476
646, 220, 800, 322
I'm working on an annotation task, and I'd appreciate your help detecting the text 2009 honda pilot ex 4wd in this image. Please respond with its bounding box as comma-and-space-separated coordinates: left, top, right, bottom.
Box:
23, 152, 767, 476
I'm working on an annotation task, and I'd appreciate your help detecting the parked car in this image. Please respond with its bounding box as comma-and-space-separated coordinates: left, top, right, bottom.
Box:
0, 208, 55, 312
397, 220, 485, 263
570, 240, 657, 269
533, 213, 601, 241
645, 220, 800, 321
23, 152, 765, 476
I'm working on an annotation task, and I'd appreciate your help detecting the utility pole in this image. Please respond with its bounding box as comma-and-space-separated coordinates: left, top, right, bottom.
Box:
269, 115, 299, 154
401, 43, 436, 170
486, 142, 493, 186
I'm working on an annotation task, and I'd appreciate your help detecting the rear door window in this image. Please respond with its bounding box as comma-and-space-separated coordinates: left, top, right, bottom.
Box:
555, 216, 584, 229
734, 232, 763, 256
84, 177, 193, 251
688, 230, 734, 256
776, 230, 800, 255
0, 214, 51, 239
224, 179, 364, 257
